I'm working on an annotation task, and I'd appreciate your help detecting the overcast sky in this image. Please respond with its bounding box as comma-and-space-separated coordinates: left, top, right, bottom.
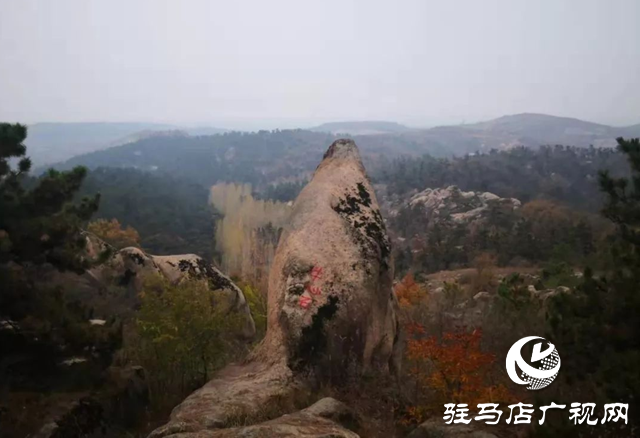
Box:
1, 0, 638, 129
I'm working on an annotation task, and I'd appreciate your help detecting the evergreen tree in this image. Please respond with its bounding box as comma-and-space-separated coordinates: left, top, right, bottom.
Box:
0, 122, 99, 319
0, 123, 99, 273
549, 138, 640, 405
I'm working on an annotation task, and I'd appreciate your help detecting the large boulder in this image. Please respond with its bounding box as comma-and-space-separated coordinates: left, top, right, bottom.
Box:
254, 138, 400, 376
149, 139, 399, 437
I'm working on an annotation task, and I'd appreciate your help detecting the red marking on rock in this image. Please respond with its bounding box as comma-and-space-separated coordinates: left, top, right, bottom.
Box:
311, 266, 323, 281
308, 285, 322, 295
299, 295, 312, 309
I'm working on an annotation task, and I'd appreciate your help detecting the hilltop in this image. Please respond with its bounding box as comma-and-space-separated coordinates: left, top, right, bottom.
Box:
460, 113, 639, 148
310, 120, 411, 135
26, 122, 227, 166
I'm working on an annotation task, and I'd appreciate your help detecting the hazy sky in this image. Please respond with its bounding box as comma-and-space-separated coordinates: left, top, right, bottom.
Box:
1, 0, 638, 129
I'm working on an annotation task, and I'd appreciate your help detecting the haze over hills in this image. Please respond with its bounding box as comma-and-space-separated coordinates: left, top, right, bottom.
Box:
26, 122, 228, 166
45, 113, 639, 201
43, 113, 640, 184
310, 120, 411, 135
369, 113, 640, 153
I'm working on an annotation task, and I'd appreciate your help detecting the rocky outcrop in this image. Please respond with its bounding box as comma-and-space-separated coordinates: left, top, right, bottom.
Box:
408, 185, 520, 226
150, 139, 399, 437
152, 253, 255, 338
148, 361, 302, 436
154, 398, 360, 438
38, 236, 256, 339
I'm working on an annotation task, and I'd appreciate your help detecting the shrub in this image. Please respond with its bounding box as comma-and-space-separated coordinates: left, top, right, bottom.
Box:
240, 282, 267, 339
129, 275, 243, 408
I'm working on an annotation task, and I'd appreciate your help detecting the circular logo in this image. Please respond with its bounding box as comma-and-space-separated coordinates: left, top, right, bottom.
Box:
506, 336, 560, 390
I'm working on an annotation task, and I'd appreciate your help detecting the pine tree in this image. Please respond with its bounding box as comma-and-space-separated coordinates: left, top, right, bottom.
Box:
0, 123, 99, 273
548, 137, 640, 403
1, 123, 100, 323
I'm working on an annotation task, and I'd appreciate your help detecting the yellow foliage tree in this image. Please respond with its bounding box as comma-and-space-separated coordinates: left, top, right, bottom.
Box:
240, 282, 268, 338
394, 273, 426, 307
87, 218, 140, 249
209, 183, 290, 290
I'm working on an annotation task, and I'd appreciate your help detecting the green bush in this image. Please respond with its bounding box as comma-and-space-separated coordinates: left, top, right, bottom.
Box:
129, 275, 243, 408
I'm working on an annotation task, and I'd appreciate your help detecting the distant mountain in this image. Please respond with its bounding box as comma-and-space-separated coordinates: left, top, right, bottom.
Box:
619, 123, 640, 138
458, 113, 637, 148
311, 120, 410, 135
48, 113, 639, 192
26, 122, 227, 166
312, 114, 640, 158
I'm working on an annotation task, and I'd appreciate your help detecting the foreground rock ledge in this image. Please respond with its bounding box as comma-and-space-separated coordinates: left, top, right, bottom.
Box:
149, 139, 400, 437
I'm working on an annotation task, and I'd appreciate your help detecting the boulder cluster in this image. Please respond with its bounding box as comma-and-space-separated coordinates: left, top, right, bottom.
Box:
408, 185, 521, 226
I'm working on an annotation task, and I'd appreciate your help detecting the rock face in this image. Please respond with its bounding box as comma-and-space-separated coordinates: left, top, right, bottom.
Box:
155, 397, 360, 438
149, 139, 399, 437
408, 185, 520, 226
254, 139, 399, 375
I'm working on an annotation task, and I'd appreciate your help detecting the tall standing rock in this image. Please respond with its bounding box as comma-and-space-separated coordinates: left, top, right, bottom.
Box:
254, 138, 399, 377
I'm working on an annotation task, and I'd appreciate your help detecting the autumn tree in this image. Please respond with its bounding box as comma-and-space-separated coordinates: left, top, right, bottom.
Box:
210, 183, 289, 288
404, 326, 511, 423
87, 218, 140, 249
394, 273, 426, 308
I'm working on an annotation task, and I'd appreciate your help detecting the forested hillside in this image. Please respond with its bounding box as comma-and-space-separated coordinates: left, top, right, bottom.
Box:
54, 130, 336, 188
78, 167, 218, 259
374, 145, 630, 211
